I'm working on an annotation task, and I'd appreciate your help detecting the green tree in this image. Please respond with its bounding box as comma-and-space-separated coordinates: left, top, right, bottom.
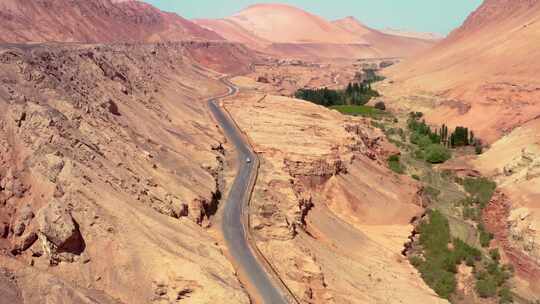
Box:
425, 144, 451, 164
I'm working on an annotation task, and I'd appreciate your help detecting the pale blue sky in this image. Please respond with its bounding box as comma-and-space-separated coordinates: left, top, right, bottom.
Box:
145, 0, 483, 35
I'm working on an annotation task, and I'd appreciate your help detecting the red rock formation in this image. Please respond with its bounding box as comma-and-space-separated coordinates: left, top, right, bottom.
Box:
483, 191, 540, 281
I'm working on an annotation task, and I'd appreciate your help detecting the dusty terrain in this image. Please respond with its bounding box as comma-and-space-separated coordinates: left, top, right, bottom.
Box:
232, 59, 358, 96
0, 42, 256, 304
0, 0, 223, 43
222, 86, 447, 303
195, 3, 435, 59
380, 0, 540, 297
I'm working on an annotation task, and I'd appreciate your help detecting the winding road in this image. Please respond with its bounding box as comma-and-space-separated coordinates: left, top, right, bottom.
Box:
207, 78, 293, 304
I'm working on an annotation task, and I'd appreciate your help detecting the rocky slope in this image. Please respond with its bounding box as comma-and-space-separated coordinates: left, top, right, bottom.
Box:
223, 87, 447, 303
195, 3, 435, 59
382, 0, 540, 296
0, 0, 223, 43
384, 0, 540, 143
0, 42, 254, 304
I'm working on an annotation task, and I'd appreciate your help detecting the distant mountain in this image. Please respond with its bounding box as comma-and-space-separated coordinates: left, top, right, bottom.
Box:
0, 0, 223, 43
332, 17, 437, 58
195, 3, 436, 59
380, 28, 444, 40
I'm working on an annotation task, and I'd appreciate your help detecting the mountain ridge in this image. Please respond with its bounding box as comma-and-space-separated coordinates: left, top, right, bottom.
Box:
0, 0, 223, 43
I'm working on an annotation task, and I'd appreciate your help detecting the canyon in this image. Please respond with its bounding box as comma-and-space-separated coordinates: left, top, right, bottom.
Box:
382, 0, 540, 300
0, 0, 539, 303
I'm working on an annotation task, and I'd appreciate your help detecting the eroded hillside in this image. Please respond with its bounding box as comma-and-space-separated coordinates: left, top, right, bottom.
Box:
0, 42, 254, 304
222, 85, 447, 303
381, 0, 540, 298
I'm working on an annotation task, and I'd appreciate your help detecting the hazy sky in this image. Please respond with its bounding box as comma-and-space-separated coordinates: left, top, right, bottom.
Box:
145, 0, 483, 35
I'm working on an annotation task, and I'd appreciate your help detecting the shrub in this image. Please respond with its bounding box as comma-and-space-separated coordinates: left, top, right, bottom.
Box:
409, 255, 423, 267
463, 206, 480, 221
374, 101, 386, 111
476, 279, 497, 298
463, 177, 497, 207
490, 249, 501, 262
424, 144, 451, 164
412, 174, 421, 181
479, 228, 494, 248
498, 287, 513, 304
452, 238, 481, 262
466, 256, 476, 267
418, 136, 433, 149
388, 156, 405, 174
424, 186, 441, 199
388, 155, 400, 162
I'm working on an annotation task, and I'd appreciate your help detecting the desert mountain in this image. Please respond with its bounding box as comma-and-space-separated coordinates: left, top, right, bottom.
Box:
385, 0, 540, 142
224, 3, 364, 44
382, 0, 540, 289
0, 0, 223, 43
195, 3, 435, 59
380, 28, 444, 40
333, 16, 437, 58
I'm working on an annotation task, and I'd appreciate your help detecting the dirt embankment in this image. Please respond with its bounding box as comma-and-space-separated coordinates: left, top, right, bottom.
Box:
0, 42, 253, 304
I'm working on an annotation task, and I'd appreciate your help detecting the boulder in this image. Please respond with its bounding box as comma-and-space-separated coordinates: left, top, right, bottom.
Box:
12, 205, 34, 237
256, 76, 270, 84
1, 222, 9, 238
11, 232, 38, 255
39, 154, 65, 183
37, 199, 84, 255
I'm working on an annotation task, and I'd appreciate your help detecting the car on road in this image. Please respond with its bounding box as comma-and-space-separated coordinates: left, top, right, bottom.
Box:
246, 157, 252, 163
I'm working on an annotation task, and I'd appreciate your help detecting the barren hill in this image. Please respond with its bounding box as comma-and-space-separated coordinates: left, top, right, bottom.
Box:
195, 3, 435, 59
226, 3, 364, 44
382, 0, 540, 293
0, 0, 223, 43
384, 0, 540, 143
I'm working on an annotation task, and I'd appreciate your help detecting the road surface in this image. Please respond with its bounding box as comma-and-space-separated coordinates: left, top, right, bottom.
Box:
207, 78, 292, 304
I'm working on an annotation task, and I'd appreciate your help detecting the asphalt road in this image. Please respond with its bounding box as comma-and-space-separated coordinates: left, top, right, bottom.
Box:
207, 79, 291, 304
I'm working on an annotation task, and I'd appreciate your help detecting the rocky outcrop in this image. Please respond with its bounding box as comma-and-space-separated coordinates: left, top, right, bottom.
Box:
12, 205, 34, 237
483, 192, 540, 280
284, 157, 347, 188
503, 148, 540, 180
36, 199, 85, 263
0, 42, 251, 303
345, 123, 400, 161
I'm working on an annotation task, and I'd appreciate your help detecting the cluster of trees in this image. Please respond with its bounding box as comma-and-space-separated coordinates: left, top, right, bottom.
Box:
410, 210, 514, 302
440, 124, 483, 153
410, 210, 482, 299
407, 114, 451, 164
408, 113, 485, 163
294, 81, 380, 107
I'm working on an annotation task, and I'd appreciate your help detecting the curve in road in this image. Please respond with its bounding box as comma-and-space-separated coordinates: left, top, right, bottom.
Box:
207, 78, 292, 304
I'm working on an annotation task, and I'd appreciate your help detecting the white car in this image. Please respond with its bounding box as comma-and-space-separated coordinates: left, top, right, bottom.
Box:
246, 157, 252, 163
